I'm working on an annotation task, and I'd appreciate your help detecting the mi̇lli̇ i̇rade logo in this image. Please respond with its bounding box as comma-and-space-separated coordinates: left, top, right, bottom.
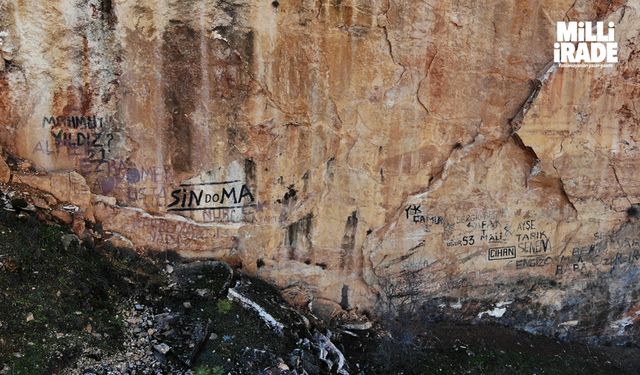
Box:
554, 21, 618, 67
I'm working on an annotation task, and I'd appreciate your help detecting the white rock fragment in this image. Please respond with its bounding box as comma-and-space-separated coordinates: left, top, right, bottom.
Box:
341, 321, 372, 331
227, 287, 284, 335
277, 362, 290, 371
314, 332, 349, 375
478, 301, 512, 319
477, 307, 506, 319
62, 205, 79, 212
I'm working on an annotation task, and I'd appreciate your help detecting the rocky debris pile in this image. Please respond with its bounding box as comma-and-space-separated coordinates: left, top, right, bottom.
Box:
150, 312, 210, 368
69, 304, 182, 374
0, 180, 89, 242
219, 278, 353, 374
67, 262, 230, 373
1, 192, 35, 215
71, 301, 222, 374
64, 258, 358, 374
289, 332, 350, 375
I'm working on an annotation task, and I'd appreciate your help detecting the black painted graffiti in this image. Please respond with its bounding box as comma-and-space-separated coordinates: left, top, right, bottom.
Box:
480, 228, 509, 243
34, 115, 117, 162
516, 256, 552, 269
467, 219, 500, 230
518, 238, 551, 257
515, 220, 552, 258
404, 204, 443, 224
168, 180, 255, 212
488, 246, 516, 261
42, 115, 116, 129
50, 130, 113, 149
405, 204, 422, 219
446, 235, 475, 247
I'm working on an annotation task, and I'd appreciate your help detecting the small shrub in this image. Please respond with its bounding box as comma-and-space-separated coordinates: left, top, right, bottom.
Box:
217, 299, 232, 315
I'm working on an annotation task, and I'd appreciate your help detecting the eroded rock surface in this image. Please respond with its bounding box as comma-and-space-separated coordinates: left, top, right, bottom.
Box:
0, 0, 639, 344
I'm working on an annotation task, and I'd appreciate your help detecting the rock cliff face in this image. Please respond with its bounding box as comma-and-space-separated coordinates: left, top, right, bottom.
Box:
0, 0, 638, 344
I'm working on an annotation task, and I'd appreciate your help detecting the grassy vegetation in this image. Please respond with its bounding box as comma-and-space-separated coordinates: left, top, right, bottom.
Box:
0, 210, 300, 374
216, 299, 232, 315
0, 212, 162, 374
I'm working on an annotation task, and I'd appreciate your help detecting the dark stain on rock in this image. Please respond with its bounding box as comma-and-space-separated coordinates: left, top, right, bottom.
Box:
283, 185, 297, 205
340, 284, 349, 310
239, 29, 254, 77
340, 211, 358, 270
286, 213, 313, 261
100, 0, 117, 26
627, 204, 640, 219
210, 1, 254, 69
302, 170, 310, 193
244, 158, 257, 191
162, 22, 201, 173
325, 157, 335, 184
80, 36, 93, 114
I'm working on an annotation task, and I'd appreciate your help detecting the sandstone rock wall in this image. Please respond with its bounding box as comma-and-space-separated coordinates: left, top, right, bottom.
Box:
0, 0, 638, 344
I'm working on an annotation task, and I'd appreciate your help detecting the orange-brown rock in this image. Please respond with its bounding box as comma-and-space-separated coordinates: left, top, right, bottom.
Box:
14, 172, 92, 217
71, 211, 87, 238
0, 0, 638, 344
51, 209, 73, 225
0, 155, 9, 184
